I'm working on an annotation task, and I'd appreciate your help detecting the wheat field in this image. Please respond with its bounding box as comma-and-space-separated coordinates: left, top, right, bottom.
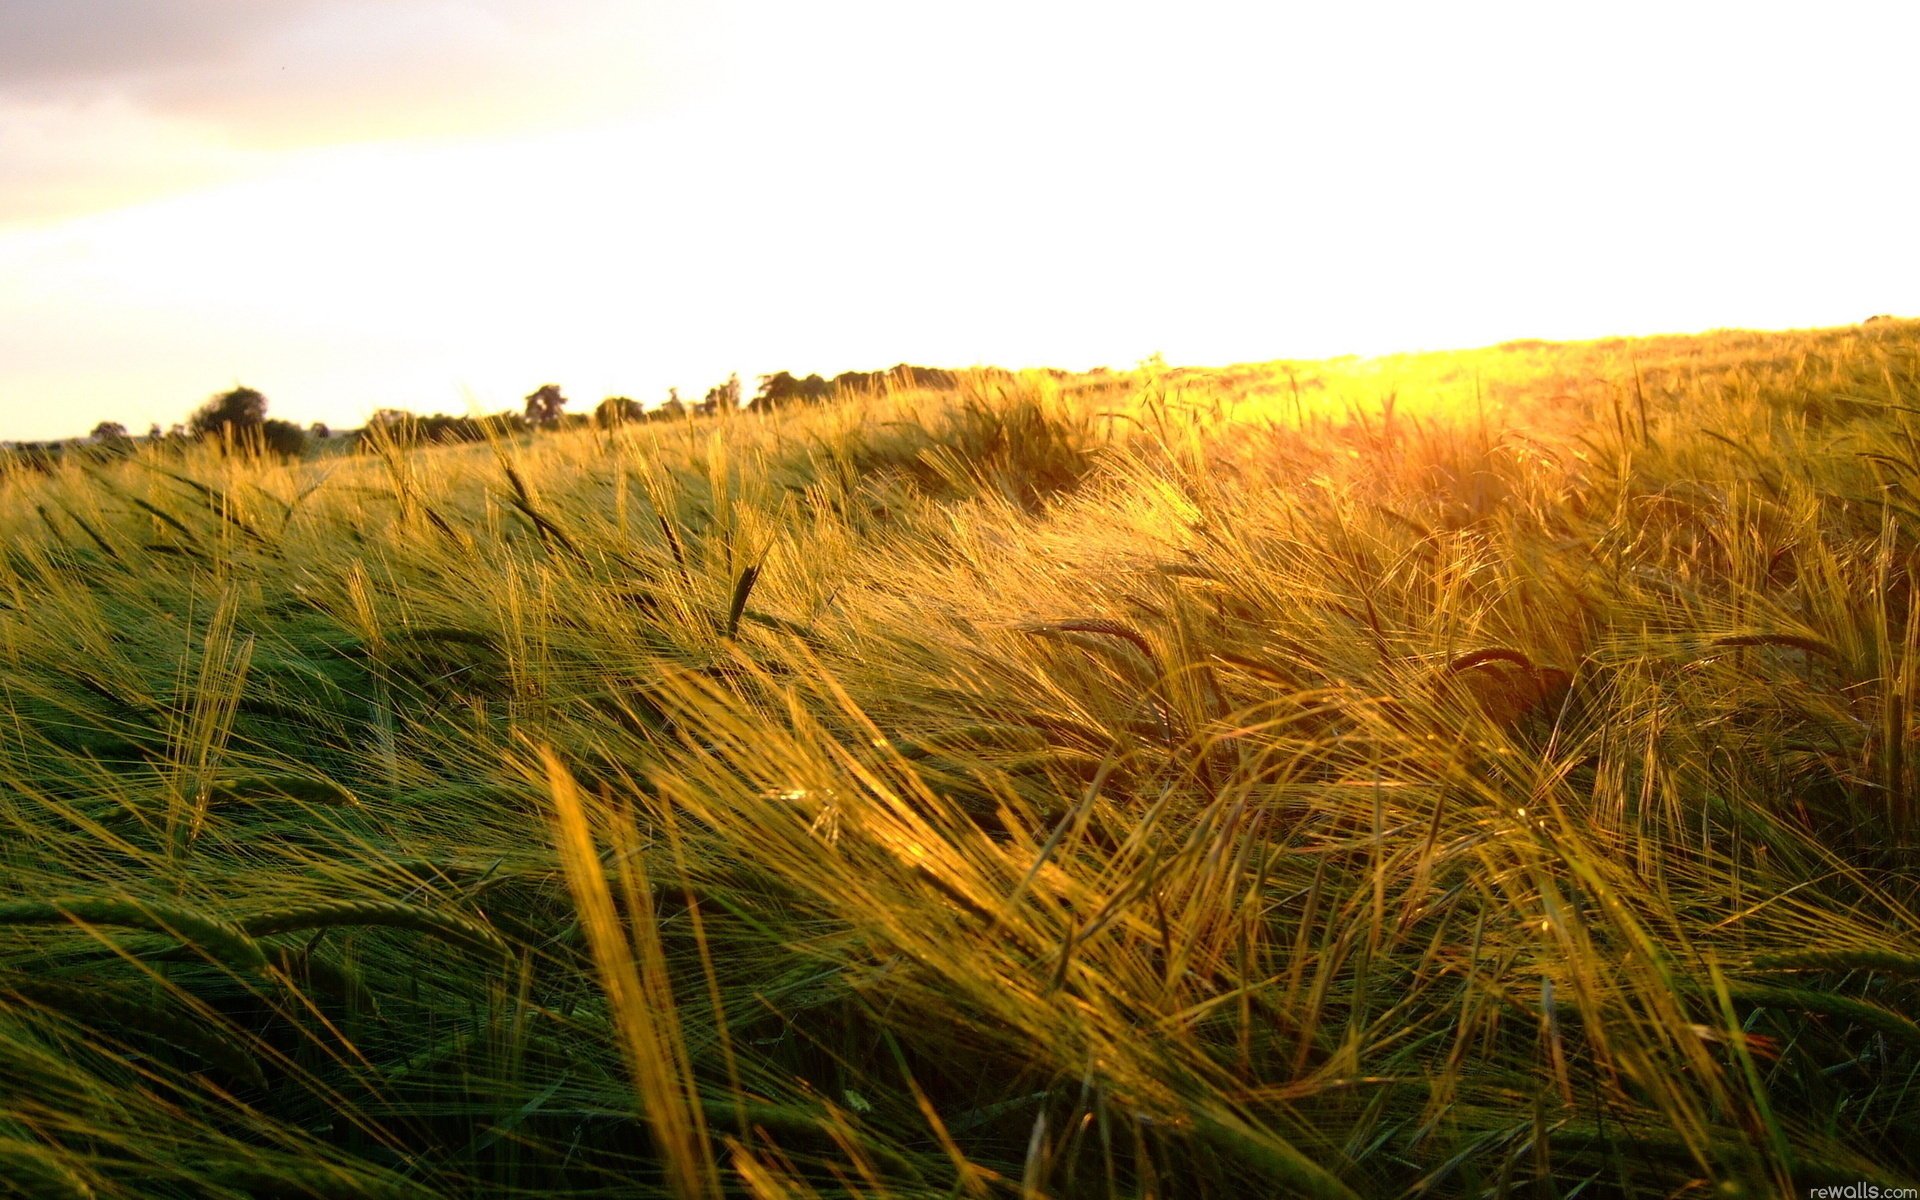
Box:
1, 323, 1916, 1198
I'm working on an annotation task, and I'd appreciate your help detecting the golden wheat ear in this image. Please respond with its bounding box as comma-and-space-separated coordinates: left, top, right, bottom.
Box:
1433, 647, 1571, 726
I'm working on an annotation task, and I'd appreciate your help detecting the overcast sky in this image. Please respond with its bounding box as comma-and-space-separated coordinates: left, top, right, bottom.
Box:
2, 1, 1917, 440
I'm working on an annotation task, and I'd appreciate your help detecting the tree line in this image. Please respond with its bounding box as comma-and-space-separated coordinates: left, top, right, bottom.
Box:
351, 364, 989, 449
4, 387, 319, 473
2, 364, 1009, 471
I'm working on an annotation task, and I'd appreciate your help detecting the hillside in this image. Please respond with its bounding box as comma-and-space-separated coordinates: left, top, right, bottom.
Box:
2, 322, 1918, 1198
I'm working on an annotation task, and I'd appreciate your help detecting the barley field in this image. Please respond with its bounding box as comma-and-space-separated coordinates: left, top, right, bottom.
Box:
2, 323, 1917, 1198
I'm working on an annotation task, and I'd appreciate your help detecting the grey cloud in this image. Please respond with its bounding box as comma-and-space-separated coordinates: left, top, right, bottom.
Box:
0, 1, 319, 95
0, 1, 687, 140
0, 0, 705, 222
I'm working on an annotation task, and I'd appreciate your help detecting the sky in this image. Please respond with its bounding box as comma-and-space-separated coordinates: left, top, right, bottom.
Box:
2, 1, 1917, 441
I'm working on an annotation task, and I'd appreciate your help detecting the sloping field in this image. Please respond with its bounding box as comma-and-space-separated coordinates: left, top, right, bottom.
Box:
2, 324, 1917, 1198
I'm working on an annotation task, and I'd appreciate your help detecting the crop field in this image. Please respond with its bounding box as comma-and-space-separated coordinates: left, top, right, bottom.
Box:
2, 323, 1917, 1198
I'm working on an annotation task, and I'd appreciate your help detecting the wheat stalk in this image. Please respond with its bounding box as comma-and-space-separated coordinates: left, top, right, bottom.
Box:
199, 1158, 437, 1200
0, 1137, 98, 1200
0, 973, 268, 1088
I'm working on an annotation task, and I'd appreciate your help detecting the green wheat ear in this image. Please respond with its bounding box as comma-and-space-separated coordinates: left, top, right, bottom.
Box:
0, 897, 270, 974
1716, 981, 1920, 1052
1750, 948, 1920, 978
1704, 631, 1838, 658
239, 899, 509, 957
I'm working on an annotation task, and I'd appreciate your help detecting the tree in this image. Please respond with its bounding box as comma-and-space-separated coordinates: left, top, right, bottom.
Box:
594, 396, 645, 428
750, 372, 831, 412
749, 372, 797, 411
524, 384, 567, 425
260, 419, 308, 459
189, 386, 269, 447
86, 421, 134, 458
361, 408, 423, 448
700, 373, 742, 415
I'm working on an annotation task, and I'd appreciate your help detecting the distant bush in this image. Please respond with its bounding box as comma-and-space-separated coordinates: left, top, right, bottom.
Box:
832, 363, 960, 393
0, 441, 65, 475
260, 419, 308, 459
700, 374, 742, 414
593, 397, 645, 428
749, 371, 831, 411
181, 386, 313, 457
357, 409, 528, 449
84, 422, 135, 458
748, 364, 966, 412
